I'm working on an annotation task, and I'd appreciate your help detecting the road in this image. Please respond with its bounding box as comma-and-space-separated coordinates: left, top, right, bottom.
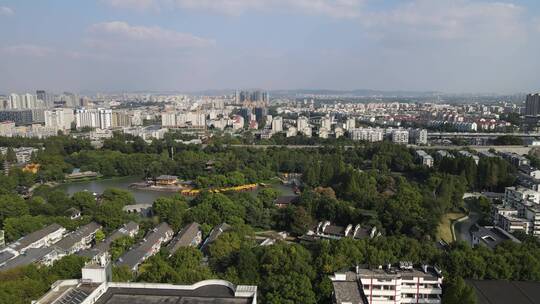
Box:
453, 196, 488, 243
428, 132, 540, 138
453, 211, 481, 244
228, 144, 536, 154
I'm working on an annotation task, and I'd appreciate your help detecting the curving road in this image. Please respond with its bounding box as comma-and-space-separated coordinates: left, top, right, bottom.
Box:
453, 197, 484, 243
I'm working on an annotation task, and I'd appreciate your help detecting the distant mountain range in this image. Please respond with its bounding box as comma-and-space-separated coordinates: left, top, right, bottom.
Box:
3, 89, 525, 99
182, 88, 441, 98
269, 89, 441, 98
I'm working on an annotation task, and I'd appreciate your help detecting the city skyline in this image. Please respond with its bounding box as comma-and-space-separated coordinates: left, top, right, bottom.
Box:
1, 0, 540, 94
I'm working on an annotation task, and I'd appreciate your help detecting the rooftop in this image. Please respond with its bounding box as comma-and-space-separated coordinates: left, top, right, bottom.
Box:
472, 225, 521, 249
95, 284, 253, 304
468, 280, 540, 304
117, 223, 172, 270
79, 222, 139, 259
356, 265, 442, 280
8, 223, 64, 252
274, 195, 298, 206
332, 279, 367, 304
167, 223, 201, 254
55, 222, 101, 252
0, 247, 58, 271
35, 276, 257, 304
202, 223, 231, 252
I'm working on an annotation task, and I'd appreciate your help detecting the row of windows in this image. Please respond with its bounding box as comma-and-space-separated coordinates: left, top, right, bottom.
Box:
365, 283, 440, 289
403, 294, 440, 299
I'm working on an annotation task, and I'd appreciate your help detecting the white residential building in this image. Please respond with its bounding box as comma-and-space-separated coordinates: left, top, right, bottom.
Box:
345, 117, 356, 130
392, 129, 409, 144
75, 108, 99, 129
493, 187, 540, 237
349, 128, 384, 142
45, 108, 74, 131
75, 108, 113, 130
335, 127, 344, 138
321, 116, 332, 131
319, 128, 329, 139
0, 121, 15, 137
505, 187, 540, 205
286, 126, 298, 137
161, 112, 176, 127
330, 264, 443, 304
409, 129, 428, 145
98, 109, 112, 129
4, 224, 65, 255
297, 116, 309, 131
272, 116, 283, 133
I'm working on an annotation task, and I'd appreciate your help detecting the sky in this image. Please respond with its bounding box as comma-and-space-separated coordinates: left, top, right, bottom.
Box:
0, 0, 539, 94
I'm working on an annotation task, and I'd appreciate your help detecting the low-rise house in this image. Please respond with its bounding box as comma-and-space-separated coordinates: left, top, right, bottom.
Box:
0, 247, 62, 271
516, 174, 540, 191
415, 150, 434, 167
123, 203, 153, 217
78, 222, 139, 260
5, 223, 65, 255
66, 208, 81, 220
54, 222, 101, 255
155, 175, 178, 185
519, 165, 540, 179
310, 221, 379, 241
201, 223, 231, 253
435, 150, 454, 161
167, 223, 202, 255
478, 151, 498, 158
274, 195, 299, 208
116, 222, 173, 272
471, 225, 521, 250
458, 150, 480, 164
501, 152, 530, 167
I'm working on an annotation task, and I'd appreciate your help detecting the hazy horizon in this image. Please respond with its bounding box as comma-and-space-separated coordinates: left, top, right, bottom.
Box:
1, 0, 539, 94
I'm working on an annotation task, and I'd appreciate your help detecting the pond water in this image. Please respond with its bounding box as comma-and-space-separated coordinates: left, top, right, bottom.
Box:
56, 176, 295, 204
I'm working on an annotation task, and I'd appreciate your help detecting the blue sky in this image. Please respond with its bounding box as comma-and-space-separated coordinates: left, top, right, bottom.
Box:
0, 0, 539, 93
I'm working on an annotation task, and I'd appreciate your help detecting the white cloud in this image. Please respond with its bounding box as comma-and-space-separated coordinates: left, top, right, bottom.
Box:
362, 0, 526, 44
87, 21, 215, 49
1, 44, 54, 57
0, 6, 14, 15
103, 0, 364, 18
101, 0, 158, 10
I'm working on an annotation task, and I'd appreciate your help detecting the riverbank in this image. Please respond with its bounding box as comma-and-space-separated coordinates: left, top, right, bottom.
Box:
437, 212, 467, 243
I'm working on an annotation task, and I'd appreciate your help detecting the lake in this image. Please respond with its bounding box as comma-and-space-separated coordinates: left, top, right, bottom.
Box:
56, 176, 295, 204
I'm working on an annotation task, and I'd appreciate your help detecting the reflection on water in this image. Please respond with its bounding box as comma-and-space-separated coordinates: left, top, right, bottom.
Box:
56, 176, 295, 204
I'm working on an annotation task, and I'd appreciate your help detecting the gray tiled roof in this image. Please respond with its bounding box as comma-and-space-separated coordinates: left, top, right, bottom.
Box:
167, 223, 201, 254
116, 223, 172, 270
0, 247, 58, 271
9, 223, 64, 252
332, 281, 367, 304
469, 280, 540, 304
78, 222, 139, 259
55, 222, 101, 252
201, 223, 231, 253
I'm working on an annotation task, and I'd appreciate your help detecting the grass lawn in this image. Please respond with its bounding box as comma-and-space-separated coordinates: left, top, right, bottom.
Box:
437, 212, 466, 243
